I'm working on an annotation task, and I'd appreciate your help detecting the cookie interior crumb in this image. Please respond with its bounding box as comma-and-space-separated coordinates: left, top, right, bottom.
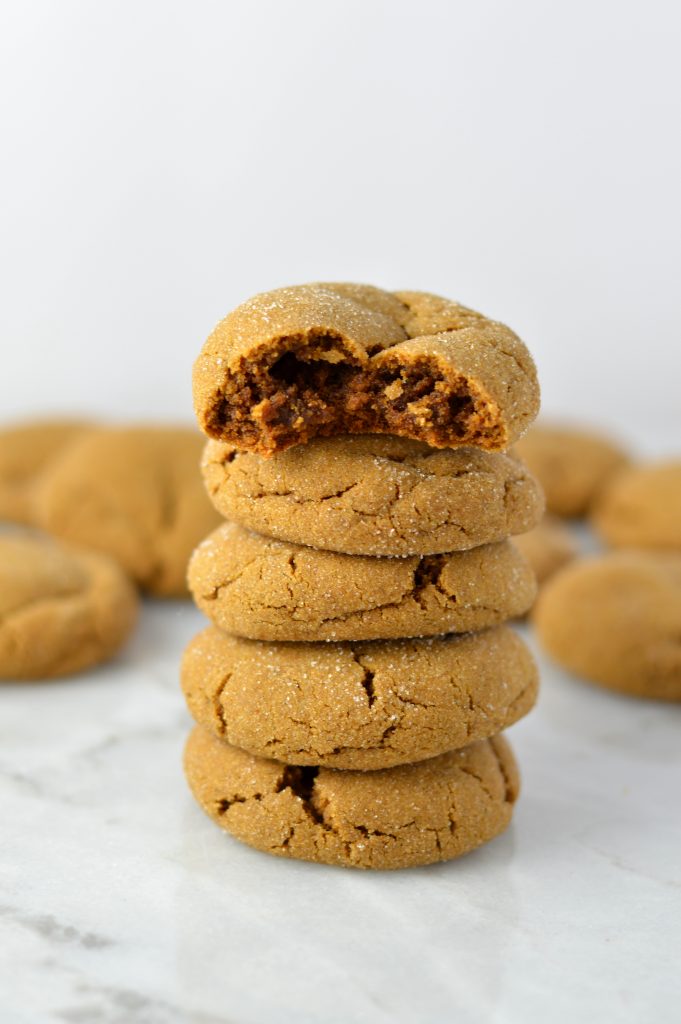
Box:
194, 284, 540, 457
208, 339, 504, 455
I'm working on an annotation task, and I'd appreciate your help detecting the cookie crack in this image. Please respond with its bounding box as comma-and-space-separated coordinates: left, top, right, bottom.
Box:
348, 651, 377, 707
413, 554, 450, 608
201, 552, 264, 600
353, 820, 447, 853
212, 672, 233, 735
490, 739, 515, 803
393, 692, 437, 711
458, 765, 495, 802
503, 676, 536, 719
397, 296, 482, 340
502, 474, 540, 522
282, 553, 298, 602
356, 823, 413, 841
275, 765, 326, 826
216, 794, 247, 814
265, 481, 362, 504
379, 723, 398, 745
295, 594, 506, 632
493, 342, 535, 383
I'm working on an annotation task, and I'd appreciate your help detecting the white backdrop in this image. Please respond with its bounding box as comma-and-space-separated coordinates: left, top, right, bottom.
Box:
1, 1, 680, 451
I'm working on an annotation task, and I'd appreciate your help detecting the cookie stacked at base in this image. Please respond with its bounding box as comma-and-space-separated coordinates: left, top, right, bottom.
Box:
183, 283, 543, 869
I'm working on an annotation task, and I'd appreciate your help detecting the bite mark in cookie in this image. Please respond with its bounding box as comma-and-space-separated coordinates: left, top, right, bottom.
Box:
193, 284, 539, 456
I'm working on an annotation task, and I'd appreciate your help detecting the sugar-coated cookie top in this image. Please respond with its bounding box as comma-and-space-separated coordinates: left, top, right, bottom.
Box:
201, 434, 544, 556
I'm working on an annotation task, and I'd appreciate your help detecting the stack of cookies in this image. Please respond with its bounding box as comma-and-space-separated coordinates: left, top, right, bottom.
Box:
183, 284, 543, 869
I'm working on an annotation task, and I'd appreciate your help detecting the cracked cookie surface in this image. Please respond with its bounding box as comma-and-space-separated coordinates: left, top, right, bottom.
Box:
201, 434, 544, 556
33, 427, 222, 596
534, 551, 681, 700
0, 419, 93, 524
184, 726, 519, 869
188, 522, 536, 641
181, 625, 538, 769
515, 423, 629, 518
0, 532, 138, 680
592, 461, 681, 551
193, 283, 539, 457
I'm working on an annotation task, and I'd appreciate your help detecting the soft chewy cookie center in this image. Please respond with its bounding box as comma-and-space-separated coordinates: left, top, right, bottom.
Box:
208, 333, 501, 456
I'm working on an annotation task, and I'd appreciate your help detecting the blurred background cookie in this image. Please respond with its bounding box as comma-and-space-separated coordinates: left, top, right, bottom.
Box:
202, 435, 544, 556
515, 423, 629, 518
533, 551, 681, 701
513, 517, 579, 588
0, 418, 93, 524
0, 531, 138, 680
592, 460, 681, 551
33, 426, 222, 597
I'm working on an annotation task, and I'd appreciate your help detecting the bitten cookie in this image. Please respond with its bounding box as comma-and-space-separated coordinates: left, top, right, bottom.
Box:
515, 423, 628, 517
201, 435, 544, 556
181, 625, 538, 770
514, 517, 578, 586
0, 419, 92, 524
33, 427, 222, 597
193, 284, 539, 456
0, 532, 138, 680
592, 461, 681, 551
184, 726, 519, 869
188, 523, 537, 642
534, 551, 681, 700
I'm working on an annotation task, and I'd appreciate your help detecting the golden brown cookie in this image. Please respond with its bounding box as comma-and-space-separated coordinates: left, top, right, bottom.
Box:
514, 517, 578, 586
184, 725, 519, 869
0, 532, 138, 680
201, 435, 544, 556
515, 423, 628, 517
33, 427, 222, 597
193, 284, 540, 457
534, 551, 681, 700
0, 419, 92, 524
188, 523, 537, 641
181, 625, 538, 770
592, 461, 681, 551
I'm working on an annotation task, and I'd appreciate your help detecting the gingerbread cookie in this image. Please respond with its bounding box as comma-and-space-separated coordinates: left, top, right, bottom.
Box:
534, 551, 681, 700
514, 517, 578, 586
201, 435, 544, 556
181, 625, 538, 770
188, 523, 537, 641
33, 427, 222, 597
193, 284, 539, 456
0, 419, 92, 524
515, 423, 628, 517
0, 532, 138, 680
184, 726, 519, 869
592, 461, 681, 551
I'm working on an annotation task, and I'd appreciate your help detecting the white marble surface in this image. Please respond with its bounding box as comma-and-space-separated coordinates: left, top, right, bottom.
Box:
1, 601, 680, 1024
